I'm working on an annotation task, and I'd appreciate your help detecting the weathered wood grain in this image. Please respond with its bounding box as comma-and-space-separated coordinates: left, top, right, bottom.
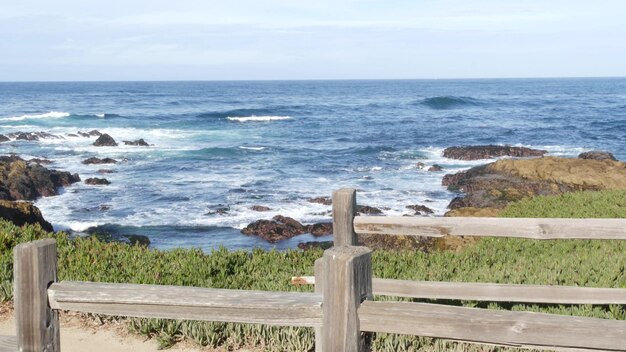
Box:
291, 276, 626, 305
332, 188, 357, 246
321, 246, 372, 352
0, 336, 16, 352
354, 216, 626, 240
359, 301, 626, 350
314, 258, 325, 352
14, 239, 60, 352
48, 281, 322, 327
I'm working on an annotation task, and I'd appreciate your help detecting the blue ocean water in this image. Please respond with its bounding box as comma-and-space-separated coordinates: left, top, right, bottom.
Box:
1, 78, 625, 250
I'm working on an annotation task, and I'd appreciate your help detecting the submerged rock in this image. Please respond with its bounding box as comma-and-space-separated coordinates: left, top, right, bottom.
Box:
123, 139, 150, 146
88, 130, 102, 137
428, 164, 443, 172
0, 200, 53, 232
356, 205, 383, 215
0, 155, 80, 200
93, 134, 118, 147
308, 196, 332, 205
0, 135, 9, 142
85, 177, 111, 185
443, 145, 547, 161
250, 205, 271, 212
82, 157, 118, 165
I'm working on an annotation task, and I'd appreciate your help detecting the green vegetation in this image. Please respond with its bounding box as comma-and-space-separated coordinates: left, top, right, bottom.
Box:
1, 189, 626, 351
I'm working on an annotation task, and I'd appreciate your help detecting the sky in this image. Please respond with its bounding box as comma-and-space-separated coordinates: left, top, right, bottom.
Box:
1, 0, 625, 81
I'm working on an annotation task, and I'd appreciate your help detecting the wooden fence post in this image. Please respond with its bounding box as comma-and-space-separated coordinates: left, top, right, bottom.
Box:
333, 188, 357, 246
321, 246, 372, 352
14, 239, 60, 352
314, 258, 325, 352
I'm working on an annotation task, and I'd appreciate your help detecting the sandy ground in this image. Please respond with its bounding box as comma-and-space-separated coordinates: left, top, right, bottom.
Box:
0, 303, 258, 352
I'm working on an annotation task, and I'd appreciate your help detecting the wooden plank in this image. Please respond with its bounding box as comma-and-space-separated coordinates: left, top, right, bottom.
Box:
314, 257, 325, 352
0, 336, 16, 352
359, 301, 626, 351
333, 188, 357, 246
373, 279, 626, 304
354, 216, 626, 240
321, 246, 372, 352
48, 281, 322, 327
291, 277, 626, 305
14, 239, 60, 352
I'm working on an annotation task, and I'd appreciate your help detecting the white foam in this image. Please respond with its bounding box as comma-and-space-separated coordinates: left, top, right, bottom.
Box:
96, 113, 105, 118
0, 111, 70, 121
239, 146, 266, 151
227, 115, 292, 122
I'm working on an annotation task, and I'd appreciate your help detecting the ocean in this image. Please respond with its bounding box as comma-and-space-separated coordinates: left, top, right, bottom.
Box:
1, 78, 625, 251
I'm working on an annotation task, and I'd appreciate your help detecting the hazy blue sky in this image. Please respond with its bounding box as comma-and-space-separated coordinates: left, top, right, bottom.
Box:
1, 0, 625, 81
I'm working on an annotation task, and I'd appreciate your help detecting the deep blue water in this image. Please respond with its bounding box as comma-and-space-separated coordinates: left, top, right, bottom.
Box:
1, 78, 625, 250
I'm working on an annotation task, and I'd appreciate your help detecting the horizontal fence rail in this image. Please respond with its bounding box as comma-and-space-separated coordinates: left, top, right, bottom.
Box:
353, 216, 626, 240
359, 300, 626, 351
291, 276, 626, 305
48, 281, 323, 327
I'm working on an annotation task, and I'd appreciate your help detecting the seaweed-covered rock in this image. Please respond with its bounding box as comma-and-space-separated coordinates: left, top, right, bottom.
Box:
242, 215, 307, 242
93, 134, 118, 146
406, 204, 434, 215
250, 205, 271, 212
308, 196, 332, 205
307, 222, 333, 236
443, 156, 626, 209
356, 205, 383, 215
0, 155, 80, 200
0, 200, 53, 232
428, 164, 443, 172
443, 145, 547, 160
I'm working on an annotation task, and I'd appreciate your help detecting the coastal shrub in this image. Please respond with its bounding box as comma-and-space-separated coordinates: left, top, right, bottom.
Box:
1, 189, 626, 351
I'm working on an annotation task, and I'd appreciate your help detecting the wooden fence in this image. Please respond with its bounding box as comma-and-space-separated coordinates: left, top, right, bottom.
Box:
2, 187, 626, 351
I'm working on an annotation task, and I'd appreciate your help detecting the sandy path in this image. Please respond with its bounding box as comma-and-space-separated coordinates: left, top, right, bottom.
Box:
0, 307, 259, 352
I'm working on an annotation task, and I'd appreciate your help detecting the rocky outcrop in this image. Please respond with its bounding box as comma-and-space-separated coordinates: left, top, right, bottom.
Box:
85, 177, 110, 185
123, 139, 149, 146
89, 130, 102, 137
250, 205, 271, 212
242, 216, 334, 242
0, 135, 9, 142
443, 145, 547, 160
0, 200, 53, 232
443, 156, 626, 210
0, 155, 80, 200
356, 205, 383, 215
82, 157, 118, 165
578, 150, 617, 161
93, 134, 118, 147
406, 204, 434, 215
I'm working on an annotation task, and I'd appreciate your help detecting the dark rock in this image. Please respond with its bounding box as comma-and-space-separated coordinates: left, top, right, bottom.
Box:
85, 177, 110, 185
82, 157, 118, 165
447, 197, 468, 210
99, 204, 111, 211
416, 162, 425, 169
77, 131, 90, 137
88, 130, 102, 137
443, 145, 547, 161
0, 200, 53, 232
308, 196, 332, 205
97, 169, 115, 174
0, 135, 9, 142
356, 205, 383, 215
123, 139, 149, 146
428, 164, 443, 172
205, 206, 230, 215
93, 134, 118, 146
241, 215, 307, 242
406, 204, 434, 215
67, 133, 78, 137
298, 241, 333, 251
0, 155, 80, 200
124, 234, 150, 247
250, 205, 271, 212
306, 222, 333, 236
8, 131, 61, 141
578, 150, 617, 161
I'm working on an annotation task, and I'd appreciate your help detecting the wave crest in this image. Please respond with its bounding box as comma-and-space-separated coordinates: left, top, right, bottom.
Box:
0, 111, 70, 121
227, 115, 291, 122
419, 96, 481, 110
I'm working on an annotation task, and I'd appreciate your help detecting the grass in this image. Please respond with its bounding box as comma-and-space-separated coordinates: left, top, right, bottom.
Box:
1, 189, 626, 351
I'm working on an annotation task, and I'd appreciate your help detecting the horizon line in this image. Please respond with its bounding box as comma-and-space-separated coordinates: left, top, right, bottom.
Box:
1, 75, 625, 84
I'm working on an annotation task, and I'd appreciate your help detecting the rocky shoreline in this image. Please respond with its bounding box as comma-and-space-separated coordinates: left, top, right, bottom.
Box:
2, 140, 625, 250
